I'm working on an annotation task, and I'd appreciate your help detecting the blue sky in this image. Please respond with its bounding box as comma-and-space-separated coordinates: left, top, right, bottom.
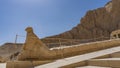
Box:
0, 0, 110, 45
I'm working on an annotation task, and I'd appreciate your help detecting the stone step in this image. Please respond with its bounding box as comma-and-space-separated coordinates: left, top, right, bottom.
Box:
76, 66, 111, 68
88, 58, 120, 68
111, 52, 120, 58
0, 63, 6, 68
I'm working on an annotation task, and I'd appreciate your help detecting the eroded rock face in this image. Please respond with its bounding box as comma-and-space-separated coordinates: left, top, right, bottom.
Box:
49, 0, 120, 40
112, 0, 120, 28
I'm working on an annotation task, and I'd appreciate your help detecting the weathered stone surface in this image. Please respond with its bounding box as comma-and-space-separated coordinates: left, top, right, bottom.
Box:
49, 0, 120, 40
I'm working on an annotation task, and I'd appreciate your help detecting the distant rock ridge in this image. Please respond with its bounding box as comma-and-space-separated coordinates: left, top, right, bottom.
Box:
0, 43, 22, 57
48, 0, 120, 40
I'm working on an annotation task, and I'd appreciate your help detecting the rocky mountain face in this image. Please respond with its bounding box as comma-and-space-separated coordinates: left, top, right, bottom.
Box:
49, 0, 120, 40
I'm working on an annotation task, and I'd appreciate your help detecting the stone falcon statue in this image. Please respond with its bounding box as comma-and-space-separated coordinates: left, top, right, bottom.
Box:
17, 27, 54, 60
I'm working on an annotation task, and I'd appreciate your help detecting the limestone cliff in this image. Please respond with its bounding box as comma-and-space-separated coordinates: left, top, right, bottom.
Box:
49, 0, 120, 40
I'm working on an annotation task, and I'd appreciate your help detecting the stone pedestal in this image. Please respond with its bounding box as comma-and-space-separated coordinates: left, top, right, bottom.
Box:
6, 61, 52, 68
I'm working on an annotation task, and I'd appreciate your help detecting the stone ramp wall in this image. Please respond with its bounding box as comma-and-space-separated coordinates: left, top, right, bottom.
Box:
51, 39, 120, 60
